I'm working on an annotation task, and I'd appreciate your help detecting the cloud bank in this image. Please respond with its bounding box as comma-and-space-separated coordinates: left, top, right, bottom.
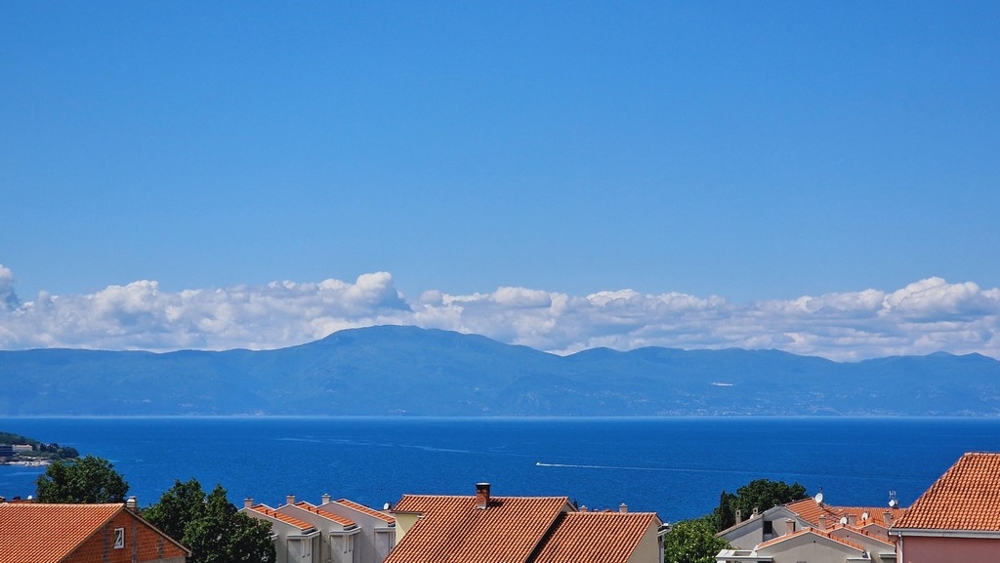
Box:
0, 265, 998, 361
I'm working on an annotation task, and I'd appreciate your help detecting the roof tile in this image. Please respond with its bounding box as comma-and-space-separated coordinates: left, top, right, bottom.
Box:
248, 504, 317, 532
532, 512, 659, 563
293, 501, 356, 527
894, 452, 1000, 531
336, 498, 395, 524
0, 503, 122, 563
387, 495, 570, 563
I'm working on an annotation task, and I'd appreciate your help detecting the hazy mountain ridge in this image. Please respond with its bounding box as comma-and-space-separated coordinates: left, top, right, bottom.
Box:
1, 325, 998, 416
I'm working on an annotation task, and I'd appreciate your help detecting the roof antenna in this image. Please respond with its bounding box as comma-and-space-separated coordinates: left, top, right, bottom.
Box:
888, 490, 899, 508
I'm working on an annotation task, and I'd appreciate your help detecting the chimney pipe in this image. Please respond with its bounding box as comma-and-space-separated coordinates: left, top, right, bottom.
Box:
286, 495, 296, 506
785, 519, 795, 535
322, 494, 332, 505
244, 498, 253, 509
818, 515, 827, 531
126, 496, 137, 510
475, 483, 491, 509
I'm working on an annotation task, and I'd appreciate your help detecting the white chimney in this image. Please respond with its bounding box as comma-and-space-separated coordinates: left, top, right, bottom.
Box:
244, 498, 253, 509
322, 494, 332, 505
619, 503, 628, 513
286, 495, 296, 506
818, 515, 827, 531
126, 496, 137, 510
883, 511, 893, 527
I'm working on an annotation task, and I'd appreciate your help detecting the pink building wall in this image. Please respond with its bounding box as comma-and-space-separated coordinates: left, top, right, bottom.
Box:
900, 536, 1000, 563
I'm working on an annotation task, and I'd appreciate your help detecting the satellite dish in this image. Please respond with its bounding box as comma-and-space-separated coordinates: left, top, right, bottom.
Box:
383, 503, 391, 510
889, 498, 899, 508
814, 492, 824, 505
839, 516, 848, 525
861, 511, 869, 521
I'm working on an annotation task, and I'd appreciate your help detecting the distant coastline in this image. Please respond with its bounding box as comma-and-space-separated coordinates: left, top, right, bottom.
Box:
0, 459, 51, 467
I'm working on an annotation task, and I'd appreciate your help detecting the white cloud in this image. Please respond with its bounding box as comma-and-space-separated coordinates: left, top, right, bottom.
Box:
0, 263, 997, 361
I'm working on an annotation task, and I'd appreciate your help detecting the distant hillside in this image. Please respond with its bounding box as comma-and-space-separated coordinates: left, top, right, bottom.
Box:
1, 325, 998, 416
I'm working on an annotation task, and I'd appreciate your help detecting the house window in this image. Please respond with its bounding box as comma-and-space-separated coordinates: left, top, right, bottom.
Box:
114, 528, 125, 549
762, 520, 773, 535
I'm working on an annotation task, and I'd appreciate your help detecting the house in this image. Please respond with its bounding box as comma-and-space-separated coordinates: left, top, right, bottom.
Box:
718, 519, 898, 563
318, 495, 396, 563
241, 495, 394, 563
0, 500, 189, 563
889, 452, 1000, 562
241, 500, 321, 563
717, 496, 906, 563
386, 482, 666, 563
720, 497, 906, 550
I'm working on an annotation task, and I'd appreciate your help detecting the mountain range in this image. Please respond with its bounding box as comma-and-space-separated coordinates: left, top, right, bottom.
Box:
2, 325, 998, 416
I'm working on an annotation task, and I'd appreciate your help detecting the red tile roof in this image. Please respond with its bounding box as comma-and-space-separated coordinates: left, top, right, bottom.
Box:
247, 504, 316, 532
336, 498, 395, 524
386, 495, 571, 563
532, 512, 659, 563
293, 501, 356, 527
784, 498, 907, 530
894, 452, 1000, 531
0, 503, 122, 563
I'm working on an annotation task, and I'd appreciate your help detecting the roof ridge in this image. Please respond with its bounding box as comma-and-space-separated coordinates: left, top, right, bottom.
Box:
249, 504, 316, 531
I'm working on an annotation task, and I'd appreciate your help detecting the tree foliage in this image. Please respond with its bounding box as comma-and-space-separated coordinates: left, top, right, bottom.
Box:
35, 454, 129, 503
664, 515, 730, 563
144, 478, 275, 563
713, 479, 807, 531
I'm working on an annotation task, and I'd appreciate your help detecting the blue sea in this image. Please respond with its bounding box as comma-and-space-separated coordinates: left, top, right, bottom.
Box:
2, 417, 999, 522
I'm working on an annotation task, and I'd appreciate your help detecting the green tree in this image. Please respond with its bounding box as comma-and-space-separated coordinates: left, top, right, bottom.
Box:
664, 515, 730, 563
35, 454, 129, 503
144, 478, 275, 563
713, 479, 807, 531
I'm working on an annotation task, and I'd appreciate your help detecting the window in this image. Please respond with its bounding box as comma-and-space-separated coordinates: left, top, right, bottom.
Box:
762, 520, 773, 535
114, 528, 125, 549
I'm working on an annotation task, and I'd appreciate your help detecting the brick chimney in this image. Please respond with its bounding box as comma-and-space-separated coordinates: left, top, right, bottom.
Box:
785, 519, 795, 535
818, 514, 827, 531
883, 511, 893, 527
322, 494, 332, 505
244, 498, 253, 509
286, 495, 296, 506
475, 483, 491, 509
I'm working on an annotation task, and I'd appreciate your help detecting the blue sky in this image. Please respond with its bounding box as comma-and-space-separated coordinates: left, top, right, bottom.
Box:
2, 2, 999, 359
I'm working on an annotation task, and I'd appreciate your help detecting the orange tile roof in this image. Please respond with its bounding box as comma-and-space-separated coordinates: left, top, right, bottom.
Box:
248, 504, 316, 532
784, 498, 907, 530
386, 495, 571, 563
838, 506, 908, 528
894, 452, 1000, 531
0, 503, 122, 563
531, 512, 659, 563
293, 501, 356, 527
785, 498, 842, 526
336, 498, 395, 524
